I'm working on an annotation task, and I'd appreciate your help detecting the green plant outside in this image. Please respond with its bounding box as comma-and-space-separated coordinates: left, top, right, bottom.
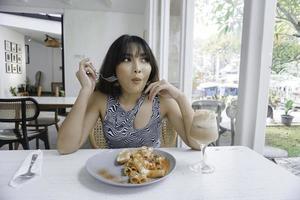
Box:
265, 125, 300, 157
9, 87, 17, 96
284, 100, 294, 115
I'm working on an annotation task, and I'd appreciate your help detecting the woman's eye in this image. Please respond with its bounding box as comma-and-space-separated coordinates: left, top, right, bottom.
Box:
141, 58, 148, 63
123, 57, 130, 62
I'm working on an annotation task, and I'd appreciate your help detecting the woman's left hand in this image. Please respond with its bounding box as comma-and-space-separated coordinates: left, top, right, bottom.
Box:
144, 79, 181, 101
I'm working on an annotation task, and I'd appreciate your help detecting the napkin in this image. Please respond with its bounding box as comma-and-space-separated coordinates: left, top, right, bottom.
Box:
9, 149, 43, 188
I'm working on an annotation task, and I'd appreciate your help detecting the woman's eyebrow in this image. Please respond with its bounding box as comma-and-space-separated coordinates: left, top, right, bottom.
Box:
123, 53, 132, 57
140, 53, 147, 57
123, 52, 146, 57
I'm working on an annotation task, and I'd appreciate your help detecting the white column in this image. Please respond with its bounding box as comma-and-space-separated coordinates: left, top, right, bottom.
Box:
179, 0, 194, 101
146, 0, 157, 54
236, 0, 277, 153
159, 0, 170, 80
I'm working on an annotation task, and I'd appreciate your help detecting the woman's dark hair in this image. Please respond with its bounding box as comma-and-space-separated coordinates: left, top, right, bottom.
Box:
95, 34, 159, 97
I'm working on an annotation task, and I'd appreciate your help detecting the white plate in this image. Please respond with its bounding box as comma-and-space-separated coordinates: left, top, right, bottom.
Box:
85, 149, 176, 187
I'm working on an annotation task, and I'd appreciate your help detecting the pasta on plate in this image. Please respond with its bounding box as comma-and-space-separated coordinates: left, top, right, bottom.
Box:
116, 146, 170, 184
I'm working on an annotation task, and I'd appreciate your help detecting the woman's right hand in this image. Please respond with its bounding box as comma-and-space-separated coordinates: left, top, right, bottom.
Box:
76, 58, 97, 93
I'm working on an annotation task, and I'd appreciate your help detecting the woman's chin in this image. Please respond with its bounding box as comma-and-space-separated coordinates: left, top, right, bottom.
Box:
123, 88, 144, 95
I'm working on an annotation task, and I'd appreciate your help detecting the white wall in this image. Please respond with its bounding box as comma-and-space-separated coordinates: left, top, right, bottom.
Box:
25, 40, 62, 92
0, 26, 26, 97
63, 9, 145, 96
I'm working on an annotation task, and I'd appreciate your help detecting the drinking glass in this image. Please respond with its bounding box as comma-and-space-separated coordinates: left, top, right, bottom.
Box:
189, 109, 219, 174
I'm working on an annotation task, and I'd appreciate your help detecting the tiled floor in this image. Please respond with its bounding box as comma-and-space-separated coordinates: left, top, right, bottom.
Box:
275, 157, 300, 177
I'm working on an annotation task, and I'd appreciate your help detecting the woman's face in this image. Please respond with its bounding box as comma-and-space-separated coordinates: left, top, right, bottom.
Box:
116, 44, 152, 95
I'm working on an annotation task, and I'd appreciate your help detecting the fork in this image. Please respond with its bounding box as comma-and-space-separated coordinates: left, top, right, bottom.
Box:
17, 154, 38, 180
98, 73, 118, 82
87, 71, 118, 82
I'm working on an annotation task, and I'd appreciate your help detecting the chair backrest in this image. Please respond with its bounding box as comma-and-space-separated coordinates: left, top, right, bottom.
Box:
225, 99, 238, 145
0, 98, 40, 123
51, 82, 63, 97
37, 86, 42, 97
267, 105, 274, 119
89, 118, 177, 149
226, 100, 238, 119
192, 100, 225, 121
192, 100, 227, 146
0, 98, 40, 149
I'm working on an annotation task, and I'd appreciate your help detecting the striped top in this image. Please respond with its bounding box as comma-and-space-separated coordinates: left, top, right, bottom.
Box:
102, 94, 161, 148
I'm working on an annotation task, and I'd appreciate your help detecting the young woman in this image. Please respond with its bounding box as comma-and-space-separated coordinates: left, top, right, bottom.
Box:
57, 34, 200, 154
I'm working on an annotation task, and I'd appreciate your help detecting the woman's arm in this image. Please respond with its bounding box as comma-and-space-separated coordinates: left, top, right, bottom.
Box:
57, 91, 102, 154
57, 58, 101, 154
145, 80, 199, 149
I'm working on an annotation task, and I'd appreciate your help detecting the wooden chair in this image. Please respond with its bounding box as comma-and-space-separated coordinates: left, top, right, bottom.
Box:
192, 100, 227, 145
0, 98, 50, 150
27, 85, 60, 134
89, 118, 177, 148
51, 82, 63, 97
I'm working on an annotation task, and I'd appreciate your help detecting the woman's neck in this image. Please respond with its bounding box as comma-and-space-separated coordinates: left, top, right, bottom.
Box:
119, 92, 143, 109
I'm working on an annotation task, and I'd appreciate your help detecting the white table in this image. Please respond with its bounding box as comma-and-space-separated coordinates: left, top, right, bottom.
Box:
0, 96, 76, 109
0, 146, 300, 200
31, 96, 76, 109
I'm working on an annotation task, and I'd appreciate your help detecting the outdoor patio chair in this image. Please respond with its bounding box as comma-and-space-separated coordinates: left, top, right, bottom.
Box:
264, 104, 289, 161
0, 97, 50, 150
225, 99, 238, 145
89, 118, 178, 148
267, 105, 274, 119
224, 100, 288, 158
192, 100, 227, 145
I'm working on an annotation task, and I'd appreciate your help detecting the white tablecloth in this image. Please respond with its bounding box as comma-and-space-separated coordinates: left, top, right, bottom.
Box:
0, 146, 300, 200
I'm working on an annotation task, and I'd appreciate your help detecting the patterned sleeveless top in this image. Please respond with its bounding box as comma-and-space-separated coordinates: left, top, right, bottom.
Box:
102, 94, 161, 148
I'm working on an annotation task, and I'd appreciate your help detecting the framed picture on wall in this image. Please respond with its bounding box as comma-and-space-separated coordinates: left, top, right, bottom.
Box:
17, 44, 22, 53
17, 54, 22, 63
5, 52, 11, 62
5, 40, 11, 51
17, 64, 22, 74
11, 43, 17, 53
12, 64, 17, 73
11, 53, 17, 63
25, 45, 30, 64
5, 63, 11, 73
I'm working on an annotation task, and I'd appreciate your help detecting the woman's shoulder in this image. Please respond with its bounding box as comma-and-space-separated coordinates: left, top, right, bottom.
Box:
158, 95, 177, 106
89, 91, 108, 108
89, 90, 107, 101
157, 95, 178, 117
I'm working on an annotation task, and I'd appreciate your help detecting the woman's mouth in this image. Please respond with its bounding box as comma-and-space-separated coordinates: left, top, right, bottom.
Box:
131, 78, 142, 84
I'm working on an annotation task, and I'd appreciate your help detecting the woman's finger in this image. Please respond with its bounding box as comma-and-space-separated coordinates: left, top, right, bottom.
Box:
78, 60, 96, 79
79, 58, 90, 69
84, 64, 97, 80
146, 82, 160, 99
144, 81, 160, 94
149, 83, 166, 101
89, 62, 97, 72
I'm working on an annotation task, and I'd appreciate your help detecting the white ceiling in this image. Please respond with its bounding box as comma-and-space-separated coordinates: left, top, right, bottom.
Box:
0, 0, 146, 14
0, 0, 146, 45
4, 25, 61, 44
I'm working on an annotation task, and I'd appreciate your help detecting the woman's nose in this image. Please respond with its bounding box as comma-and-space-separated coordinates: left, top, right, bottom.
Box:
133, 60, 141, 73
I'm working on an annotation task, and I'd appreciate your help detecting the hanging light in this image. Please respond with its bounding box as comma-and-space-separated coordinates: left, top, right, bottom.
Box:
44, 34, 60, 48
